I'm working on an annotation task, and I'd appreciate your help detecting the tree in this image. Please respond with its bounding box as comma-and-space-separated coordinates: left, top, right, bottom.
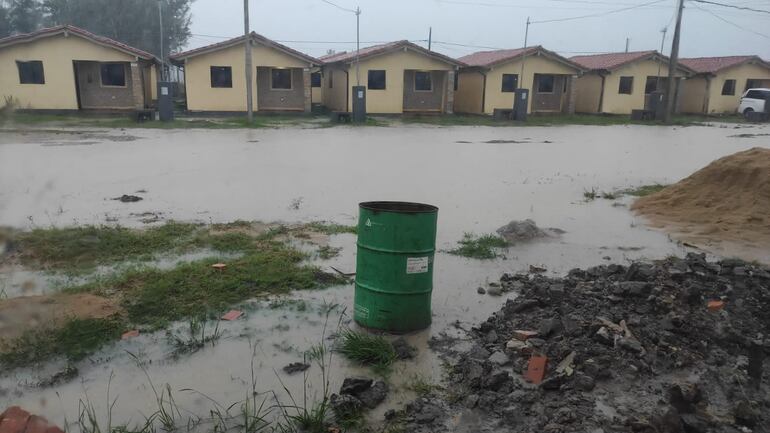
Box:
9, 0, 42, 34
42, 0, 192, 59
0, 4, 11, 38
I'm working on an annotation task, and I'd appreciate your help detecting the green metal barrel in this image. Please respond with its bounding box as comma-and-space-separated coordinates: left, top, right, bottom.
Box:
354, 201, 438, 332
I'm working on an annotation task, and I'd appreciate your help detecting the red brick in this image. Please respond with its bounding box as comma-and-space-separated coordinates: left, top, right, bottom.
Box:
0, 407, 31, 433
23, 416, 49, 433
221, 310, 243, 321
211, 263, 227, 271
525, 355, 548, 384
513, 330, 539, 341
707, 300, 724, 312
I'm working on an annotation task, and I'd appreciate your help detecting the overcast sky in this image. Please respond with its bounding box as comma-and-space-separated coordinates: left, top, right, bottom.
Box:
186, 0, 770, 60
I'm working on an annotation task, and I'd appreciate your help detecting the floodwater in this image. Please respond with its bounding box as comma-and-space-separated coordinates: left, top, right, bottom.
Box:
0, 123, 769, 428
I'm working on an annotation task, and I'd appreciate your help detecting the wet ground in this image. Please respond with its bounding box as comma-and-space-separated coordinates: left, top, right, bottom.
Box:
0, 123, 769, 429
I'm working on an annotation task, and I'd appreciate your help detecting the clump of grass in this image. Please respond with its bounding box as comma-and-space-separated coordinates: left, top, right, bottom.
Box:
304, 222, 357, 235
583, 188, 598, 201
622, 183, 669, 197
336, 329, 396, 373
167, 316, 223, 358
317, 245, 342, 260
601, 191, 618, 200
0, 317, 123, 369
447, 233, 509, 259
405, 375, 443, 396
16, 221, 201, 270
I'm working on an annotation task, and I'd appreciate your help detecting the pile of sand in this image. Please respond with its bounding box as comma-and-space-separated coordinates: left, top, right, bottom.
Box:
632, 147, 770, 258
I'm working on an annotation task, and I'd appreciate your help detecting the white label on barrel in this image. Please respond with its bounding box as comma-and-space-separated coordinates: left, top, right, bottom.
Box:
406, 257, 429, 274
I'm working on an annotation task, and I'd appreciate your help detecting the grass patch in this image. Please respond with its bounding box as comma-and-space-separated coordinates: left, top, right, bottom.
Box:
336, 329, 396, 373
405, 375, 443, 396
68, 244, 345, 329
317, 245, 342, 260
447, 233, 509, 259
0, 317, 123, 369
304, 222, 357, 235
583, 188, 598, 201
400, 113, 747, 127
621, 183, 668, 197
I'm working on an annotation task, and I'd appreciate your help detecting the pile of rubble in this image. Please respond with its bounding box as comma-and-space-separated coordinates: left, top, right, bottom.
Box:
393, 253, 770, 432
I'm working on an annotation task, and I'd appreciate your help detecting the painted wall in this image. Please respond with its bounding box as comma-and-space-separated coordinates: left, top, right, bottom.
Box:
481, 55, 578, 114
454, 70, 484, 114
0, 33, 137, 110
705, 63, 770, 114
593, 59, 683, 114
322, 67, 348, 111
344, 48, 455, 114
574, 73, 603, 113
183, 41, 310, 112
680, 76, 708, 114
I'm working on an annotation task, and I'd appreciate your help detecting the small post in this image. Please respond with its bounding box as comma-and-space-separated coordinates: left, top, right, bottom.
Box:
244, 0, 253, 123
355, 6, 361, 87
625, 37, 629, 53
519, 16, 530, 80
428, 27, 432, 50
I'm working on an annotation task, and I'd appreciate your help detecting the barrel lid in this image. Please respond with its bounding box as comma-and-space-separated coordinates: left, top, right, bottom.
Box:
359, 201, 438, 213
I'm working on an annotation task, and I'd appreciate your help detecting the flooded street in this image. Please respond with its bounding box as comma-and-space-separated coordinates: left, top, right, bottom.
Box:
1, 123, 769, 428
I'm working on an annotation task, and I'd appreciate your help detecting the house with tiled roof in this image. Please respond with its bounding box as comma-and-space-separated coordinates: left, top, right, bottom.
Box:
570, 51, 694, 114
678, 55, 770, 114
454, 45, 584, 115
170, 32, 320, 113
320, 40, 464, 114
0, 25, 159, 112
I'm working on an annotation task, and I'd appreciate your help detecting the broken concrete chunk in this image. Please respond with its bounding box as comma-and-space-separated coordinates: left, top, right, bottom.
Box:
513, 330, 539, 341
488, 350, 510, 366
496, 219, 564, 244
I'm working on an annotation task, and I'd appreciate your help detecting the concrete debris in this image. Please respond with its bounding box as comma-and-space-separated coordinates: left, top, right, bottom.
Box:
113, 194, 143, 202
282, 362, 310, 374
496, 219, 564, 244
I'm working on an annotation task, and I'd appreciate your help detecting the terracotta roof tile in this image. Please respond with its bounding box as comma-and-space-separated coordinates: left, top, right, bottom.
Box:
679, 56, 769, 74
570, 51, 658, 71
457, 46, 539, 67
171, 32, 319, 65
320, 40, 464, 66
0, 25, 157, 61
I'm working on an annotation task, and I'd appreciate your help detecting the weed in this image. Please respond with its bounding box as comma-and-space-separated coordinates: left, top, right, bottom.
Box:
447, 233, 509, 260
317, 245, 342, 260
621, 183, 669, 197
601, 191, 618, 200
405, 374, 443, 396
167, 316, 223, 358
583, 188, 598, 201
0, 317, 122, 369
336, 328, 396, 374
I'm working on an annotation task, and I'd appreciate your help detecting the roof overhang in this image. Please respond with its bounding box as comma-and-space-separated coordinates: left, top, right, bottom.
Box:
170, 32, 319, 67
323, 41, 466, 68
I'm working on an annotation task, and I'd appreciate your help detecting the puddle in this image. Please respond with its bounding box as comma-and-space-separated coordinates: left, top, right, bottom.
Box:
0, 124, 768, 426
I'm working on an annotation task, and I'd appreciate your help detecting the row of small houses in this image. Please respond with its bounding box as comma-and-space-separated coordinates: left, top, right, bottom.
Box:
2, 25, 769, 116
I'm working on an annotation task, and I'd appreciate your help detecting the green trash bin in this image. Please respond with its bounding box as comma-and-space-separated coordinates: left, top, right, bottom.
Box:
354, 201, 438, 332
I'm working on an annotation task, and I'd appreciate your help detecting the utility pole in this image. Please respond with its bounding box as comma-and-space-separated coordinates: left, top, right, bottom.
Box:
157, 0, 164, 80
519, 16, 530, 81
625, 37, 629, 53
428, 27, 432, 50
664, 0, 684, 123
355, 6, 361, 86
244, 0, 253, 123
656, 26, 668, 87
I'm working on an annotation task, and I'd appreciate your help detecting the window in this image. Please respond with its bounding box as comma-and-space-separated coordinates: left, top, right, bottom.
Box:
210, 66, 232, 88
618, 76, 633, 94
537, 75, 554, 93
745, 90, 767, 100
271, 68, 292, 90
311, 72, 321, 88
368, 70, 386, 90
745, 79, 762, 91
721, 79, 736, 96
501, 74, 518, 92
17, 60, 45, 84
100, 63, 126, 87
414, 71, 432, 91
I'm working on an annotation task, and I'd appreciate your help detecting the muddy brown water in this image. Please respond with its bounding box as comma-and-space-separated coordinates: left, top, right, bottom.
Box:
0, 123, 768, 428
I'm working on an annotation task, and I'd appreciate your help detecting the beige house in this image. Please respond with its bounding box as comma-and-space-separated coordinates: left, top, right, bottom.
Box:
571, 51, 694, 114
171, 32, 319, 113
679, 56, 770, 114
320, 40, 464, 114
0, 25, 158, 112
454, 46, 584, 115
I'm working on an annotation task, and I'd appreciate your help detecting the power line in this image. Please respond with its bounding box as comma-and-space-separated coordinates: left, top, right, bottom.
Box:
690, 0, 770, 14
531, 0, 668, 23
318, 0, 357, 13
689, 1, 770, 39
435, 0, 670, 10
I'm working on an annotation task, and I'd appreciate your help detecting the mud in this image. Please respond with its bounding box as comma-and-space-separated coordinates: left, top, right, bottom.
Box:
399, 253, 770, 432
496, 219, 564, 244
0, 293, 120, 346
